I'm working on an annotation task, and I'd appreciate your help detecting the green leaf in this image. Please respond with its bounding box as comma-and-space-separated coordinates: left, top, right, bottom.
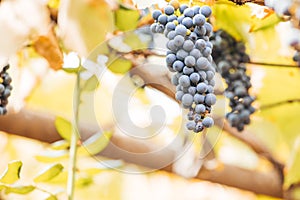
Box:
0, 161, 22, 184
81, 75, 99, 92
250, 13, 281, 32
123, 31, 150, 50
115, 5, 140, 31
35, 150, 69, 163
213, 2, 251, 41
45, 194, 58, 200
108, 58, 132, 74
55, 116, 72, 141
50, 140, 70, 150
285, 137, 300, 188
75, 175, 93, 188
5, 185, 35, 194
78, 131, 113, 155
34, 164, 64, 183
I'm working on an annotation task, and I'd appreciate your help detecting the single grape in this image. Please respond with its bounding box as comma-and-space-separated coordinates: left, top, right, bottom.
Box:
158, 14, 168, 25
195, 39, 206, 50
183, 40, 194, 52
200, 5, 212, 18
179, 4, 189, 14
189, 49, 201, 59
202, 117, 214, 128
196, 57, 209, 70
205, 93, 217, 106
174, 35, 185, 47
179, 75, 191, 87
182, 93, 194, 107
173, 60, 184, 72
186, 121, 196, 130
183, 8, 194, 18
190, 72, 200, 84
182, 17, 193, 28
184, 56, 196, 67
175, 25, 187, 36
152, 10, 162, 20
166, 54, 177, 66
188, 86, 197, 95
195, 104, 206, 114
196, 82, 207, 93
164, 5, 175, 15
193, 14, 206, 26
166, 22, 176, 30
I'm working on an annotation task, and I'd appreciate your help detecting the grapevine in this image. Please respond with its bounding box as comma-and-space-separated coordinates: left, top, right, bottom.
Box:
211, 30, 255, 131
151, 1, 216, 133
0, 64, 12, 115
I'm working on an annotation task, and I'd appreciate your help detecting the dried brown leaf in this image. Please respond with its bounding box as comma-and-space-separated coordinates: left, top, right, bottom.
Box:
33, 27, 63, 70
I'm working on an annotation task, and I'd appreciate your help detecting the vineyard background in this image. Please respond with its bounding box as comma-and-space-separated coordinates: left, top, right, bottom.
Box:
0, 0, 300, 199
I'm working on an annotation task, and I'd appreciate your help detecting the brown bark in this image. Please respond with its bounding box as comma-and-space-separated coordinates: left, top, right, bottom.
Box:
0, 108, 283, 198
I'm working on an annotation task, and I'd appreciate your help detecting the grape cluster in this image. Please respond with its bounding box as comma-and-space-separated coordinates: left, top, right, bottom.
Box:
151, 1, 216, 133
211, 30, 255, 131
0, 64, 12, 115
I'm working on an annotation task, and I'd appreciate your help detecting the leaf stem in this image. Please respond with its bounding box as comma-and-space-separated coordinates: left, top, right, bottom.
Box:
67, 72, 81, 200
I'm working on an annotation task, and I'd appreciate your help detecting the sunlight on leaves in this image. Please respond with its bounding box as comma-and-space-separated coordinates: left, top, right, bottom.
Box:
78, 131, 113, 156
213, 1, 251, 41
50, 140, 70, 150
0, 161, 22, 184
55, 116, 72, 141
115, 5, 140, 31
45, 194, 58, 200
35, 150, 69, 163
250, 13, 281, 32
5, 185, 35, 195
108, 58, 132, 74
34, 164, 64, 183
75, 175, 93, 188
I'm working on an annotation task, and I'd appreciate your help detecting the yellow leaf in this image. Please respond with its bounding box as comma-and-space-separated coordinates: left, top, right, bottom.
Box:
0, 161, 22, 184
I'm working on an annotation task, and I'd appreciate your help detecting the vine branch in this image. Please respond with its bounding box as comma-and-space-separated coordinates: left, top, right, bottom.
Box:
260, 99, 300, 110
0, 108, 283, 198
